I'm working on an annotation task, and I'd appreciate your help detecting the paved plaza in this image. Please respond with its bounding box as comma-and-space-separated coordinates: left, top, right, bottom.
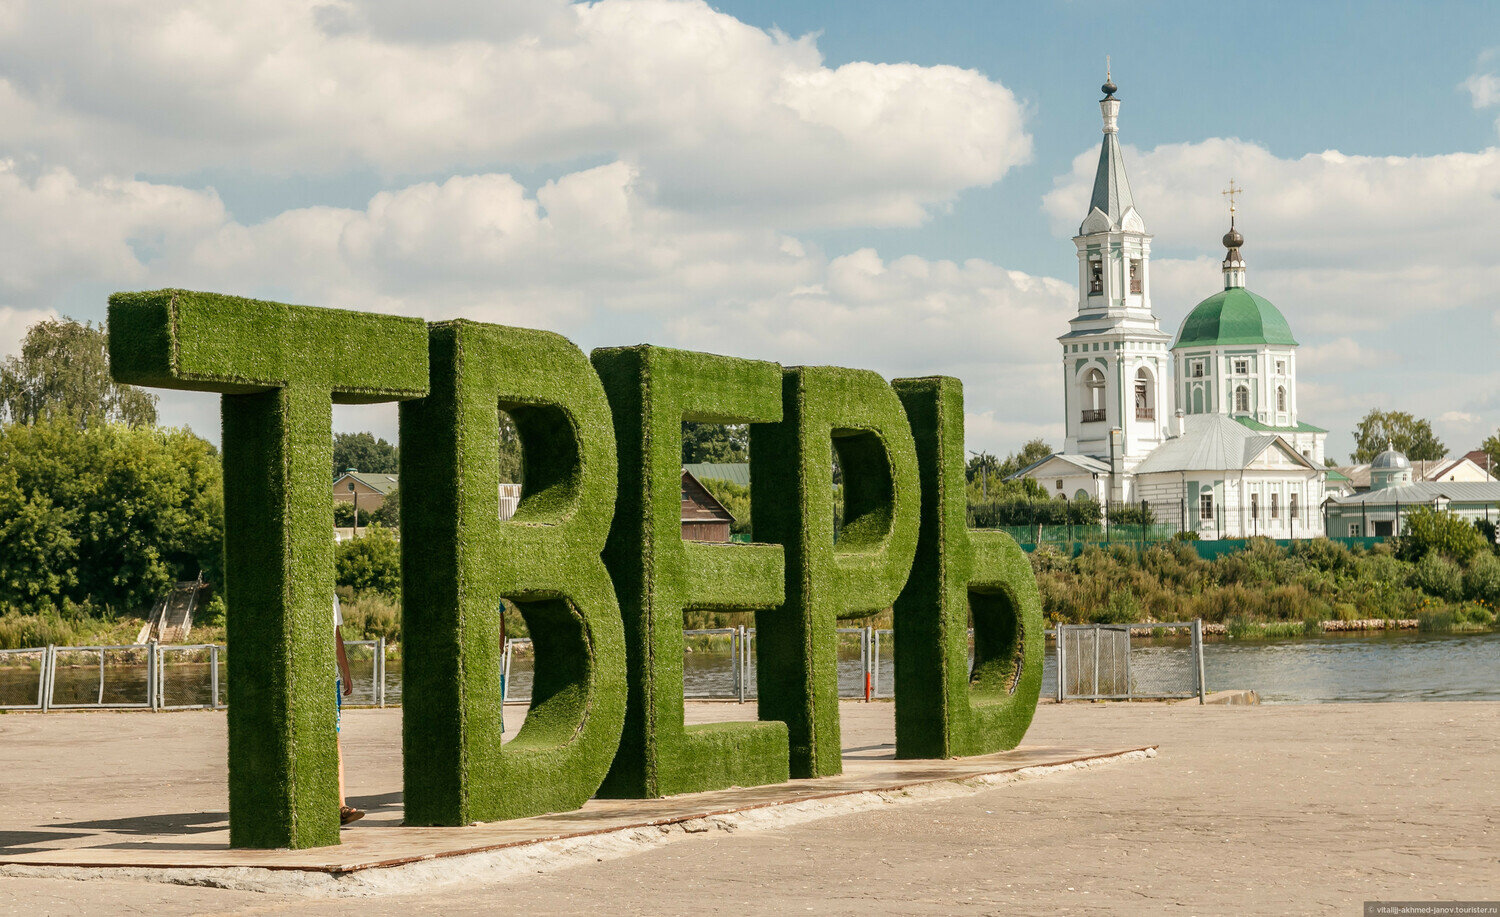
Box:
2, 700, 1497, 914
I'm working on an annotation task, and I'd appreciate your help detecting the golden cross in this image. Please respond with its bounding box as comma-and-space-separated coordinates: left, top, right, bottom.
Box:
1222, 180, 1243, 217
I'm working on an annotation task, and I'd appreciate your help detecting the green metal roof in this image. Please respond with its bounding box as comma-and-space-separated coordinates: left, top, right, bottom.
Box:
683, 462, 749, 487
1233, 417, 1328, 434
1325, 468, 1352, 482
1173, 287, 1297, 348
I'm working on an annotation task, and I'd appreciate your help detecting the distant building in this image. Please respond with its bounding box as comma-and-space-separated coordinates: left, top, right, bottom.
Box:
1332, 455, 1497, 493
333, 469, 398, 511
1012, 76, 1329, 538
680, 469, 736, 542
1326, 445, 1500, 537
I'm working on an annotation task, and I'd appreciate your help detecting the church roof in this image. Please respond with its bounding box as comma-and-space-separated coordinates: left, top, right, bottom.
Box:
1173, 287, 1298, 348
1132, 414, 1316, 475
1233, 417, 1328, 434
1083, 130, 1137, 234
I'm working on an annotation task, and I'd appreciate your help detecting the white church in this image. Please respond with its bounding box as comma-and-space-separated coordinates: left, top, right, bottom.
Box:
1013, 76, 1329, 539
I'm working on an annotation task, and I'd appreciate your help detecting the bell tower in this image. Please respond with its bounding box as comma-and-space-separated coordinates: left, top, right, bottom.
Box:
1059, 68, 1173, 464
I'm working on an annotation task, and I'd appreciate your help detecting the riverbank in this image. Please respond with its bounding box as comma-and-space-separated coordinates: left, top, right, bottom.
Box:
1, 701, 1493, 915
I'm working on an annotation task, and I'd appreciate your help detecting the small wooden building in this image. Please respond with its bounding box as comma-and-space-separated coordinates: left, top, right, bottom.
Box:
681, 469, 735, 542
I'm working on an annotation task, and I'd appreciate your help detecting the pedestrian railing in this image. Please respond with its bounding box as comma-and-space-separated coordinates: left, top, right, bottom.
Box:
1054, 619, 1206, 703
7, 627, 1050, 711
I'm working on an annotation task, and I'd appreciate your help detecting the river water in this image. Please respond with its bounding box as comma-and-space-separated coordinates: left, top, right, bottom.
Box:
2, 630, 1496, 709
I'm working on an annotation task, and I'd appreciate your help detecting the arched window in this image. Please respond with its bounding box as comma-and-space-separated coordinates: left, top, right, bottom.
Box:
1134, 368, 1154, 420
1082, 369, 1106, 422
1089, 258, 1103, 294
1074, 489, 1090, 502
1277, 385, 1286, 412
1234, 385, 1250, 413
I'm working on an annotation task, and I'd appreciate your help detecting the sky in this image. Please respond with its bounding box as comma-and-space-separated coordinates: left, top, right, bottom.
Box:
0, 0, 1497, 462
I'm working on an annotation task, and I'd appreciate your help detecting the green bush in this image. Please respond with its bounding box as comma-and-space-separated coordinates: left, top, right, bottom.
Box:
1398, 506, 1487, 565
1463, 553, 1500, 604
335, 524, 400, 597
1411, 553, 1463, 601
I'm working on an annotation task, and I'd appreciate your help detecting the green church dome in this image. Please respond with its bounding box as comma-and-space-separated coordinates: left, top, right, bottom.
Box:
1173, 287, 1297, 348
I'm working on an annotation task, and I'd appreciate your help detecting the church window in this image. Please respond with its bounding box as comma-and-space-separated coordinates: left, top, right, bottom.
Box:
1250, 493, 1259, 520
1234, 385, 1250, 413
1199, 492, 1214, 520
1056, 479, 1064, 491
1233, 358, 1249, 374
1082, 369, 1106, 422
1089, 258, 1103, 294
1277, 386, 1287, 412
1191, 360, 1204, 379
1271, 493, 1280, 519
1129, 259, 1142, 294
1135, 368, 1154, 420
1277, 360, 1286, 375
1290, 494, 1299, 520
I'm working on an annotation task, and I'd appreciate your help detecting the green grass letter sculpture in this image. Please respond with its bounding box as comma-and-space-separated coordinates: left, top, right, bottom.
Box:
751, 367, 920, 778
891, 377, 1043, 758
108, 294, 1045, 848
400, 321, 627, 824
107, 290, 429, 849
592, 346, 789, 797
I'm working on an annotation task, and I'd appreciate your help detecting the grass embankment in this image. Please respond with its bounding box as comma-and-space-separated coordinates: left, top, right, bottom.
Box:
1032, 538, 1499, 639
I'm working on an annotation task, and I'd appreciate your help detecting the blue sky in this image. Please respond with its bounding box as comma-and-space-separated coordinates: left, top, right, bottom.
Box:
0, 1, 1496, 462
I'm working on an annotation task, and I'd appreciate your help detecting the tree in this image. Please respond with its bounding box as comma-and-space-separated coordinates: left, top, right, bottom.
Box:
1349, 409, 1445, 463
332, 431, 398, 476
371, 488, 400, 528
0, 318, 157, 427
1481, 429, 1500, 478
335, 523, 401, 597
681, 422, 748, 464
997, 438, 1055, 478
698, 477, 750, 535
0, 420, 222, 613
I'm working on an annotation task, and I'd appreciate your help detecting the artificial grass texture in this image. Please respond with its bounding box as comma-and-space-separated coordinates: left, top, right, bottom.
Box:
591, 346, 789, 798
750, 367, 920, 778
108, 289, 429, 850
400, 321, 627, 824
891, 377, 1043, 758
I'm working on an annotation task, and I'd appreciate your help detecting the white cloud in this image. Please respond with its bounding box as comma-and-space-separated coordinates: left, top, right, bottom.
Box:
1298, 338, 1397, 374
0, 162, 224, 305
0, 0, 1030, 229
0, 158, 1065, 452
1465, 72, 1500, 109
0, 305, 55, 361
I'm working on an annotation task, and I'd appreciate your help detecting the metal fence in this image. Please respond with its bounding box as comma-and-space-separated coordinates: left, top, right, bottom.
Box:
499, 626, 892, 705
8, 626, 1066, 711
1055, 620, 1206, 703
0, 638, 392, 712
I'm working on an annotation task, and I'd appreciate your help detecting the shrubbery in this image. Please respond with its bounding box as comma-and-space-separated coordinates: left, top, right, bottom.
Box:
1032, 536, 1497, 628
0, 420, 222, 614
